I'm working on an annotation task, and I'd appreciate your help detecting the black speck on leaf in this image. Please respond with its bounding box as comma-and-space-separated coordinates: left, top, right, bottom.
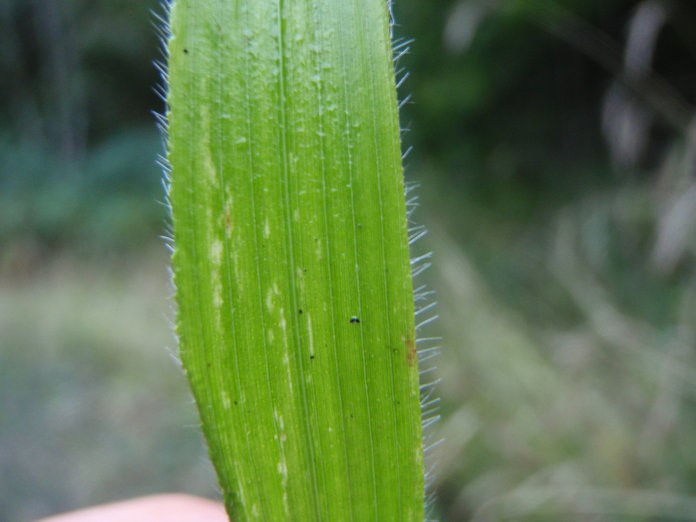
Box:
183, 48, 189, 54
298, 308, 303, 314
350, 316, 360, 324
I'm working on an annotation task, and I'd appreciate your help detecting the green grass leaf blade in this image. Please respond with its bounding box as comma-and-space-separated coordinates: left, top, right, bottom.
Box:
166, 1, 423, 520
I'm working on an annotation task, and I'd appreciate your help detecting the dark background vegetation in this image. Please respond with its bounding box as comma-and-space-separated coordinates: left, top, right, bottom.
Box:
1, 0, 695, 520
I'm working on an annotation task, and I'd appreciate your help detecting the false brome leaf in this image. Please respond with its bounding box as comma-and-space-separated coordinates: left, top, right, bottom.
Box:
163, 1, 428, 520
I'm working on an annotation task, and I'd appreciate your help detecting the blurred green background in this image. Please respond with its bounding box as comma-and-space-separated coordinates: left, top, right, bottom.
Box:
2, 0, 695, 520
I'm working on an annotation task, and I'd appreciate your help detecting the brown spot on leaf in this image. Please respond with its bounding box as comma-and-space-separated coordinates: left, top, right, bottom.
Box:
405, 336, 416, 366
224, 209, 232, 232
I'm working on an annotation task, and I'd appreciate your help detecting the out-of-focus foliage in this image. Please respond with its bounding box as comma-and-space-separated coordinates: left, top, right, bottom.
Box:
391, 1, 696, 519
397, 0, 696, 200
0, 254, 217, 521
0, 0, 163, 256
0, 129, 163, 251
0, 0, 161, 146
1, 0, 695, 521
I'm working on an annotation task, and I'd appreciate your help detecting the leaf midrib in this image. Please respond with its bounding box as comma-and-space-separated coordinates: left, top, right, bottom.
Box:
275, 0, 322, 517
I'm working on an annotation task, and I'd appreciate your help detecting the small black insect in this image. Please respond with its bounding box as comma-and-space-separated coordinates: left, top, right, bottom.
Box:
350, 316, 360, 324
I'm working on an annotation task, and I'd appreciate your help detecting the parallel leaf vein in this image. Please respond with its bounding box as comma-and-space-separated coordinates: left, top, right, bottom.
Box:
275, 0, 321, 516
